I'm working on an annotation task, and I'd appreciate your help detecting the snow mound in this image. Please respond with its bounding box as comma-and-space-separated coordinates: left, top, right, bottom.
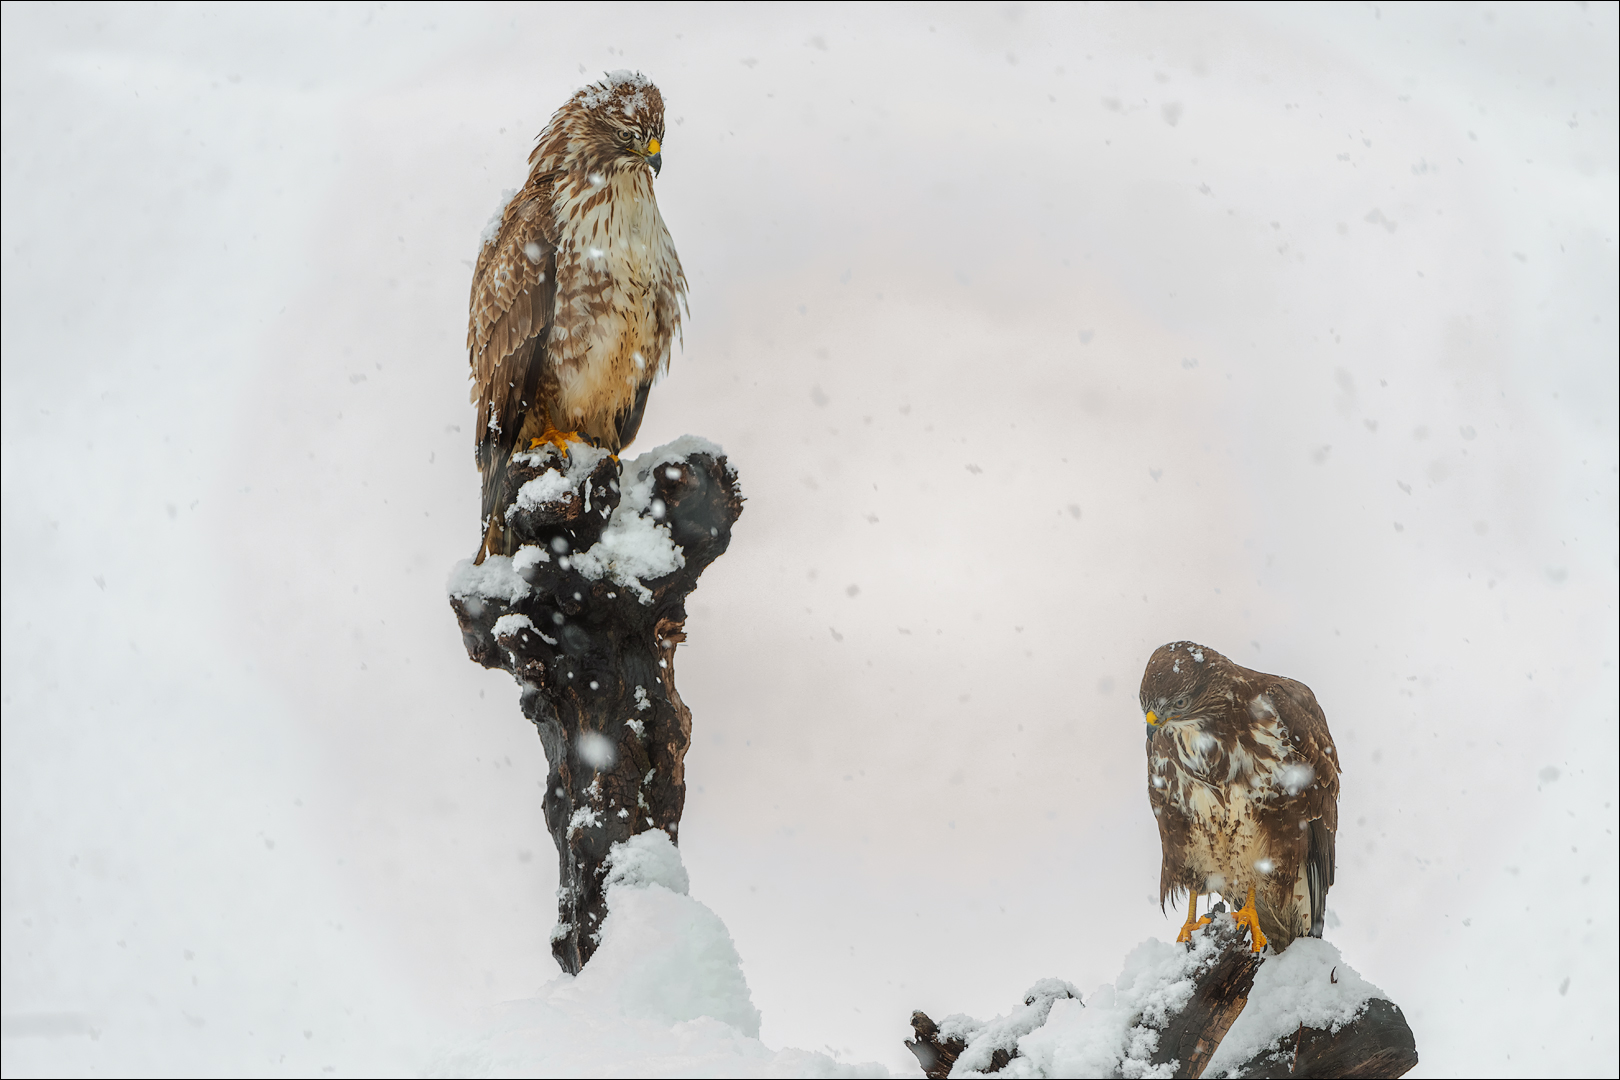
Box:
429, 831, 884, 1078
1203, 938, 1384, 1078
1008, 931, 1226, 1079
939, 978, 1081, 1075
636, 433, 726, 470
604, 828, 691, 895
570, 439, 723, 603
963, 928, 1386, 1079
510, 443, 613, 514
447, 555, 530, 605
471, 437, 730, 606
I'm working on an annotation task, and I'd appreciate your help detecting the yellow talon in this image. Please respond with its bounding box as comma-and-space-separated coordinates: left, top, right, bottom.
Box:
1234, 885, 1268, 952
1175, 890, 1213, 943
529, 422, 581, 456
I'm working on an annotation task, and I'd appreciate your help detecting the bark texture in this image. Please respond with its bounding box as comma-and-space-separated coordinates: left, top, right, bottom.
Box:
449, 444, 742, 973
905, 1011, 968, 1080
1149, 920, 1264, 1078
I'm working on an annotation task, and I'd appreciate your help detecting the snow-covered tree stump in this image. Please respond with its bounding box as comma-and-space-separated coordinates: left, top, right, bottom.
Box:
447, 437, 742, 974
906, 914, 1417, 1078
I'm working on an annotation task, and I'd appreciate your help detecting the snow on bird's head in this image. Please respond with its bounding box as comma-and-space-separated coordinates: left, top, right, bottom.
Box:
579, 69, 653, 107
575, 70, 663, 134
531, 71, 666, 178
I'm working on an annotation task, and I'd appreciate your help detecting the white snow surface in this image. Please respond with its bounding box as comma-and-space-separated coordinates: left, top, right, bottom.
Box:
1204, 938, 1383, 1078
939, 977, 1080, 1076
998, 930, 1225, 1079
510, 543, 550, 577
510, 443, 614, 516
567, 439, 717, 602
634, 433, 726, 471
504, 439, 719, 603
490, 614, 533, 639
962, 927, 1384, 1079
605, 829, 691, 895
448, 555, 531, 604
429, 831, 883, 1078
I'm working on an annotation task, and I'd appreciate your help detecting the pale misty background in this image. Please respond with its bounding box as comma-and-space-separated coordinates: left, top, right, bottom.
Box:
2, 2, 1616, 1076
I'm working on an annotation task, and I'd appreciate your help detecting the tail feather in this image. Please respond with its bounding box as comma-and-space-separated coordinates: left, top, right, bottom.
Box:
1307, 816, 1335, 938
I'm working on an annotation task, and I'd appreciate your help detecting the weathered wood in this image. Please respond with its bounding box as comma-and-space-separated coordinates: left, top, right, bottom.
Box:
450, 445, 742, 973
1229, 998, 1418, 1079
1151, 920, 1263, 1079
906, 1011, 966, 1080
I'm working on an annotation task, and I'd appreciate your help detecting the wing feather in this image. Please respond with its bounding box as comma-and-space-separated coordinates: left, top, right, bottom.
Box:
1146, 730, 1189, 910
1270, 676, 1340, 938
468, 177, 560, 551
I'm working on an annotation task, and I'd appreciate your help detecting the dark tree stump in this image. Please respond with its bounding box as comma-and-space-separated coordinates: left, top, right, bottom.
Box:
1228, 998, 1418, 1079
904, 919, 1417, 1079
906, 1011, 966, 1080
448, 441, 742, 973
1150, 918, 1263, 1078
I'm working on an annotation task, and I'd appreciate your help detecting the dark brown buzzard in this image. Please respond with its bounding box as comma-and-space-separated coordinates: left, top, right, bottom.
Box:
1140, 641, 1340, 952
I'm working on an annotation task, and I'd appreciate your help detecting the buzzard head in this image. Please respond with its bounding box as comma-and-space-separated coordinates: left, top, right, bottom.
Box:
539, 70, 668, 178
1139, 640, 1230, 730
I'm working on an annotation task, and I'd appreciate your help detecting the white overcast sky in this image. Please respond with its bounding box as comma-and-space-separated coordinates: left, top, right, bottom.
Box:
3, 3, 1616, 1076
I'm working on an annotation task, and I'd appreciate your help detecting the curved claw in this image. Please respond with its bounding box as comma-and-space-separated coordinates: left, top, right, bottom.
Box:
1235, 886, 1269, 952
1176, 890, 1212, 943
529, 422, 582, 457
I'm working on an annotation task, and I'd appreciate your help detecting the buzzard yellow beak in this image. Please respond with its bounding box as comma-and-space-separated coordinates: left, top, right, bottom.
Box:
1145, 710, 1160, 726
643, 137, 663, 176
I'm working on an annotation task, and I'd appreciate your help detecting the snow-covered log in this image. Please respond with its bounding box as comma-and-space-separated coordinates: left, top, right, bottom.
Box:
906, 913, 1417, 1078
447, 437, 742, 973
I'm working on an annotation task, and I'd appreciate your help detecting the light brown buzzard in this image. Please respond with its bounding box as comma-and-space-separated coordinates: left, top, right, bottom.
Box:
468, 71, 687, 562
1140, 641, 1340, 951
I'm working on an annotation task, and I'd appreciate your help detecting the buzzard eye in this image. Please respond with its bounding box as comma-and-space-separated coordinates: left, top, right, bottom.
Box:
1172, 695, 1190, 711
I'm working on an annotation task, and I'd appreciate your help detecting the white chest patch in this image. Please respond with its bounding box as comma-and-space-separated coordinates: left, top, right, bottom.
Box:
547, 168, 684, 428
1151, 708, 1303, 895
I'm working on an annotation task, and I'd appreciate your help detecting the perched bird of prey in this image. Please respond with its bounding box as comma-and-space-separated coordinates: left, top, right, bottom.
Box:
468, 71, 687, 562
1140, 641, 1340, 952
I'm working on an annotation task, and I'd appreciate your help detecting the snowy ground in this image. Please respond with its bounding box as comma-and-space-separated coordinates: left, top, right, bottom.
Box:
3, 3, 1616, 1077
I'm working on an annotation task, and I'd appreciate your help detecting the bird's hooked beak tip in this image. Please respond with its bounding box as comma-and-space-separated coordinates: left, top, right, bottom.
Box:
1145, 710, 1160, 727
648, 151, 662, 176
